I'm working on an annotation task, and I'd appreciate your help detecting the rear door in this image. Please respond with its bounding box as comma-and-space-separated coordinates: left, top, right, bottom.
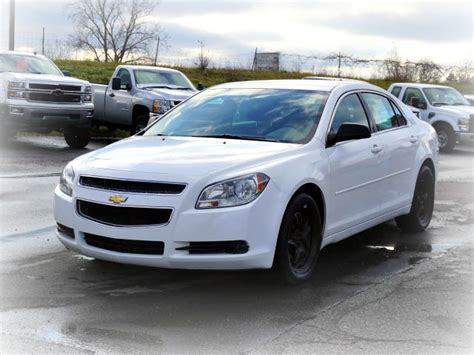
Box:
326, 93, 385, 236
360, 92, 418, 213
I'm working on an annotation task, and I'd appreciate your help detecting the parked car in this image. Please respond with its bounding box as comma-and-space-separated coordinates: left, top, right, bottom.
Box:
464, 94, 474, 106
55, 79, 438, 283
0, 51, 94, 148
92, 65, 197, 134
388, 83, 474, 152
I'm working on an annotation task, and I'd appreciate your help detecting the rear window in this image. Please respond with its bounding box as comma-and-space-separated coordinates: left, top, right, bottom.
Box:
390, 86, 402, 98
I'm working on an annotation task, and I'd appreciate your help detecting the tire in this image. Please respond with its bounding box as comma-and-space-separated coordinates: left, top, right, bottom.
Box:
132, 115, 148, 135
396, 165, 435, 233
64, 129, 91, 149
435, 125, 455, 153
273, 193, 323, 284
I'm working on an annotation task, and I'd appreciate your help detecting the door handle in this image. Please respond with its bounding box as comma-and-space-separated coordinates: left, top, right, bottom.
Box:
409, 136, 418, 144
108, 92, 116, 98
371, 144, 383, 154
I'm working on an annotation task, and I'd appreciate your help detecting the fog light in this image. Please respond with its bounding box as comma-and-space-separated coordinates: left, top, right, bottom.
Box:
10, 107, 24, 114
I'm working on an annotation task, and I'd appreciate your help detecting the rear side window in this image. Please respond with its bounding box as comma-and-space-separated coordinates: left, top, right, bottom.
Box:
361, 93, 405, 131
390, 86, 402, 98
402, 87, 427, 107
329, 94, 370, 135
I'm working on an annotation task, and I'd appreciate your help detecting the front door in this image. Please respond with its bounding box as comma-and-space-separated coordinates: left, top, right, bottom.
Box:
104, 68, 133, 125
326, 93, 385, 236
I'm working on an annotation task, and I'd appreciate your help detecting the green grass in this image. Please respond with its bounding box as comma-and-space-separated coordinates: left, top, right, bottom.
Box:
55, 60, 474, 93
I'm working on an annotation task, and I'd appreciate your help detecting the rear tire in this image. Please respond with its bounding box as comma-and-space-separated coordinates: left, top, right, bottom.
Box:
273, 193, 322, 284
64, 129, 90, 149
396, 165, 435, 233
435, 125, 455, 153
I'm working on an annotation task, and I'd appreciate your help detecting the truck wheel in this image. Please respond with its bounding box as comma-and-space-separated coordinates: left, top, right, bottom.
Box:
64, 129, 91, 149
435, 124, 455, 153
396, 165, 435, 233
132, 115, 148, 135
273, 193, 322, 284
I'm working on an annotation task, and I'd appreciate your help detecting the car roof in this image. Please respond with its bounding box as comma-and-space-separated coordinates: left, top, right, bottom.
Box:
213, 79, 378, 92
0, 50, 48, 59
119, 65, 184, 74
391, 82, 451, 89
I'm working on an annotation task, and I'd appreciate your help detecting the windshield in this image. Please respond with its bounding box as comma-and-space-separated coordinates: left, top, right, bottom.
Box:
0, 53, 62, 75
423, 87, 469, 106
134, 69, 194, 90
144, 88, 328, 143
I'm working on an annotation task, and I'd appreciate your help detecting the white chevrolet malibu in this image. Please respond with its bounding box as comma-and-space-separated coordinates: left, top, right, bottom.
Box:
54, 80, 439, 283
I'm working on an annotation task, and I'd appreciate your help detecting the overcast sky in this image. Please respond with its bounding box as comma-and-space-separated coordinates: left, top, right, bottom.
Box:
0, 0, 472, 68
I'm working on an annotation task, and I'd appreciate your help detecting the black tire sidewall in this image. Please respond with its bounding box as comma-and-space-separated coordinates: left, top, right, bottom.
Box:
64, 129, 90, 149
274, 193, 322, 284
132, 115, 148, 134
436, 126, 455, 153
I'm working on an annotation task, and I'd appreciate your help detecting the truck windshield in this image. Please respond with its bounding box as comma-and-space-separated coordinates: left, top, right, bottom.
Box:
134, 69, 194, 90
144, 88, 328, 144
423, 87, 469, 106
0, 53, 62, 75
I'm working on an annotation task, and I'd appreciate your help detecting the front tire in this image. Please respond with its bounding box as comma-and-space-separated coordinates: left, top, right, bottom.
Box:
435, 125, 455, 153
396, 165, 435, 233
273, 193, 322, 284
64, 129, 91, 149
132, 115, 148, 135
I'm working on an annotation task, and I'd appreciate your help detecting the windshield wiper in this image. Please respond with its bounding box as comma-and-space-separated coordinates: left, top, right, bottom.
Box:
143, 84, 191, 90
432, 102, 451, 106
192, 134, 278, 142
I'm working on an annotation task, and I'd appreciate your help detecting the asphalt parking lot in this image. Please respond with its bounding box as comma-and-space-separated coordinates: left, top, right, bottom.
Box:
0, 136, 473, 353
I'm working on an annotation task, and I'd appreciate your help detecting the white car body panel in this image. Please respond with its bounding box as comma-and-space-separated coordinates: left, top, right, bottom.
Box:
54, 80, 439, 270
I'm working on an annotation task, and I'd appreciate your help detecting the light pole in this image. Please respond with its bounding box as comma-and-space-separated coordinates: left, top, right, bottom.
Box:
9, 0, 15, 51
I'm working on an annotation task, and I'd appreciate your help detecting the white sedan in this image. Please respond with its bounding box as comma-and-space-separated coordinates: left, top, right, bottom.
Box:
54, 79, 439, 283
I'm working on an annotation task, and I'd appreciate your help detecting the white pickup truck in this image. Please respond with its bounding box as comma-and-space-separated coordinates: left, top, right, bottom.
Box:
388, 83, 474, 152
92, 65, 197, 134
0, 51, 94, 148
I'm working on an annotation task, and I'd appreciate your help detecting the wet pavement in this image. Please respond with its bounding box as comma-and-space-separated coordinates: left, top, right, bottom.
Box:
0, 136, 473, 353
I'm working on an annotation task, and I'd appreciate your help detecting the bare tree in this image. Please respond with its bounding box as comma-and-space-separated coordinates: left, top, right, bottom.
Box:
452, 61, 474, 83
416, 59, 443, 82
68, 0, 160, 62
194, 40, 211, 71
44, 39, 74, 60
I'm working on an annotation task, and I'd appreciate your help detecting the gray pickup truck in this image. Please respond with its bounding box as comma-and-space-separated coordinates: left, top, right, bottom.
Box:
92, 65, 197, 133
0, 51, 94, 148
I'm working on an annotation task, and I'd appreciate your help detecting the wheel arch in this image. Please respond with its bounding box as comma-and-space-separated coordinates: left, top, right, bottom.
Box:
289, 182, 326, 233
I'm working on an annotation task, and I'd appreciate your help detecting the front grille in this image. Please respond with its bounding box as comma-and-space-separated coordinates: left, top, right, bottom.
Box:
29, 83, 82, 91
79, 176, 186, 194
176, 241, 249, 254
84, 233, 164, 255
29, 92, 82, 103
77, 200, 172, 226
31, 112, 80, 120
57, 223, 75, 239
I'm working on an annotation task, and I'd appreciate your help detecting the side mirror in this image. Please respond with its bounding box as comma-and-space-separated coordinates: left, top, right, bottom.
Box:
197, 82, 205, 91
327, 123, 371, 147
410, 97, 427, 110
62, 70, 72, 77
111, 77, 121, 91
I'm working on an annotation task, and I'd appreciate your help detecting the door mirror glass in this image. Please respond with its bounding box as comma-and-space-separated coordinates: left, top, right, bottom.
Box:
111, 77, 121, 91
197, 82, 205, 91
328, 123, 371, 147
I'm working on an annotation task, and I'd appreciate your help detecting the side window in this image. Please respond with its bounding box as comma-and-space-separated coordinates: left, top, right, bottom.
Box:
116, 69, 132, 90
390, 86, 402, 98
330, 94, 370, 135
390, 101, 408, 126
402, 87, 427, 107
361, 93, 401, 131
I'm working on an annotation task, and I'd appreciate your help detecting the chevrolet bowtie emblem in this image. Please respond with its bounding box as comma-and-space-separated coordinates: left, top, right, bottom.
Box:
109, 195, 128, 204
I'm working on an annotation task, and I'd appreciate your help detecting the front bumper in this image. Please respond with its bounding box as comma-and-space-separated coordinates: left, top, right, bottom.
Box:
0, 102, 93, 132
457, 132, 474, 142
53, 180, 282, 270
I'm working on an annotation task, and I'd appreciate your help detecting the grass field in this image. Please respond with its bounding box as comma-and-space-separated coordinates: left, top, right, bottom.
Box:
55, 60, 474, 94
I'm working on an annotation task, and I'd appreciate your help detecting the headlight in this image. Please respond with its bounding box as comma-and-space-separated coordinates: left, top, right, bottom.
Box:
196, 173, 270, 209
7, 81, 26, 99
59, 162, 75, 196
152, 99, 172, 114
458, 118, 469, 131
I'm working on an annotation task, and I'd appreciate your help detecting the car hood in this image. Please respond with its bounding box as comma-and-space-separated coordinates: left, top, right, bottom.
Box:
437, 105, 474, 117
81, 136, 299, 182
143, 87, 196, 102
2, 72, 90, 85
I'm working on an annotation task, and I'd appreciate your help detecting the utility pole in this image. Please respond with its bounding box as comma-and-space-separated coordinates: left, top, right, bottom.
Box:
9, 0, 15, 51
42, 27, 45, 55
252, 48, 257, 70
337, 52, 342, 78
153, 37, 160, 66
